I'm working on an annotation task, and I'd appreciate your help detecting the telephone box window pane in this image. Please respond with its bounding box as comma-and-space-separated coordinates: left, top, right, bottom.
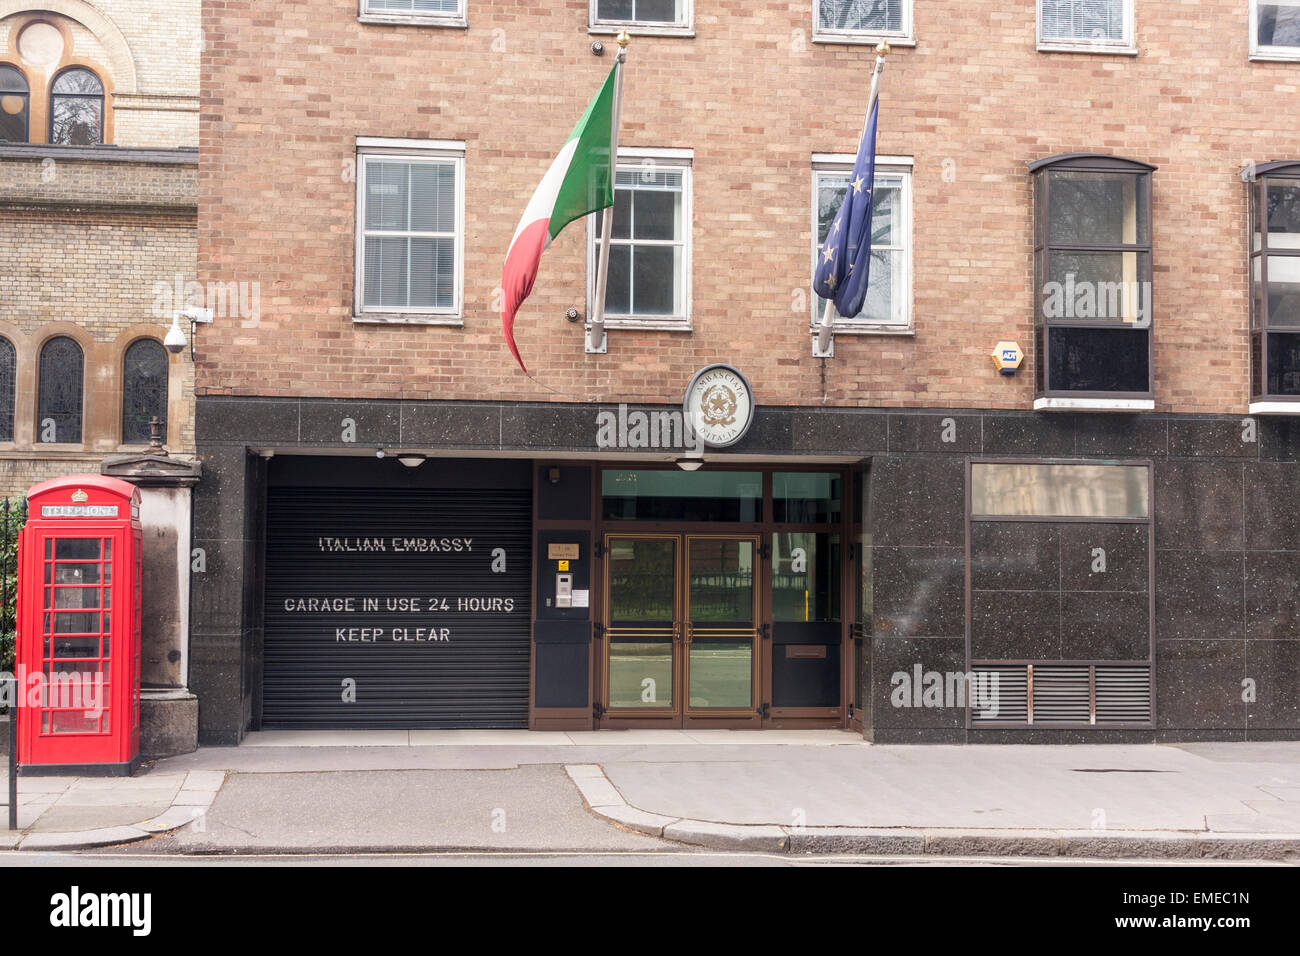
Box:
1047, 327, 1149, 392
773, 472, 842, 523
54, 538, 99, 560
50, 711, 98, 734
53, 586, 99, 609
54, 562, 101, 586
1267, 332, 1300, 395
52, 635, 98, 656
971, 463, 1150, 518
52, 613, 98, 636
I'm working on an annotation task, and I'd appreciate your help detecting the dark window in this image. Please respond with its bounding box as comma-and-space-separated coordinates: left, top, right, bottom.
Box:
0, 65, 29, 143
50, 68, 104, 146
1032, 154, 1155, 398
594, 0, 686, 26
122, 338, 168, 444
1250, 163, 1300, 401
37, 337, 83, 443
0, 337, 14, 441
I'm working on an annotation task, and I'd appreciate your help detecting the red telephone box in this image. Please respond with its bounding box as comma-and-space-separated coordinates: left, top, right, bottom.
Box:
16, 475, 143, 774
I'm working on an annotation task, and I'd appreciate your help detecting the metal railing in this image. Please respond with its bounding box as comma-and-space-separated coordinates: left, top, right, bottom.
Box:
2, 497, 27, 830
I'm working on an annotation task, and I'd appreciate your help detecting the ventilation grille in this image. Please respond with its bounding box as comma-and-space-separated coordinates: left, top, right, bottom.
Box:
1095, 666, 1151, 723
970, 665, 1028, 723
970, 663, 1152, 727
1032, 666, 1091, 724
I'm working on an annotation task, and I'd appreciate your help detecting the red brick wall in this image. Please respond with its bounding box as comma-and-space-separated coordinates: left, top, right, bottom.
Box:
198, 1, 1299, 412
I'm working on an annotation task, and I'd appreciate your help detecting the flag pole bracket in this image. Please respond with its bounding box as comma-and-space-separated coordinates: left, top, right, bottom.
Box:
811, 330, 835, 358
585, 323, 607, 354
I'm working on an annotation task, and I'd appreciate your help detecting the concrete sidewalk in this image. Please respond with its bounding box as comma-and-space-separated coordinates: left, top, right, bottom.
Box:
2, 732, 1299, 859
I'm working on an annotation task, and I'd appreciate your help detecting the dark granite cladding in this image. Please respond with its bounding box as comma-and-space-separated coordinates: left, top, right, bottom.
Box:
1155, 460, 1244, 551
187, 397, 1300, 742
870, 457, 965, 548
789, 409, 886, 455
1168, 419, 1258, 460
970, 590, 1060, 660
1245, 552, 1300, 640
887, 413, 981, 454
1246, 641, 1300, 731
298, 401, 401, 447
870, 638, 967, 730
872, 547, 964, 638
1244, 462, 1300, 550
1059, 524, 1148, 593
970, 522, 1060, 591
1155, 550, 1244, 641
1156, 640, 1246, 730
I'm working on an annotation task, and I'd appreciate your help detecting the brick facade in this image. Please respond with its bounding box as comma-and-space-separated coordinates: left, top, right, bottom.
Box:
199, 2, 1300, 412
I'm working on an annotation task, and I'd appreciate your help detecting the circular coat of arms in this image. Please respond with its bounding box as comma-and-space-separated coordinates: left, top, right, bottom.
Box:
683, 365, 755, 448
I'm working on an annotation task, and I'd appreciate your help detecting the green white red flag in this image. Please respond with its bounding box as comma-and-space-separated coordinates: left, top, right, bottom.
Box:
501, 66, 618, 372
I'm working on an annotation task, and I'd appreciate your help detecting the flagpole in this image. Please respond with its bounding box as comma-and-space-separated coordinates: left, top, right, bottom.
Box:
814, 40, 890, 359
588, 31, 630, 354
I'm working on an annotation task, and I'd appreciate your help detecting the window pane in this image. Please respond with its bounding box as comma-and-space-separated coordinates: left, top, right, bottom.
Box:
602, 245, 631, 313
772, 532, 841, 622
0, 337, 13, 441
1268, 256, 1300, 327
1259, 2, 1300, 47
1041, 0, 1125, 42
608, 538, 676, 621
369, 0, 460, 10
409, 237, 455, 309
365, 161, 410, 231
814, 172, 906, 324
632, 184, 680, 240
596, 0, 682, 23
1047, 326, 1149, 392
51, 69, 102, 95
1047, 171, 1147, 245
363, 236, 409, 308
0, 87, 27, 142
602, 470, 762, 522
409, 161, 456, 233
773, 472, 842, 523
609, 643, 672, 707
1266, 181, 1300, 249
122, 339, 168, 444
38, 337, 83, 443
818, 0, 905, 32
971, 463, 1149, 518
51, 96, 101, 145
1045, 251, 1151, 324
631, 245, 680, 314
688, 539, 755, 624
1267, 332, 1300, 395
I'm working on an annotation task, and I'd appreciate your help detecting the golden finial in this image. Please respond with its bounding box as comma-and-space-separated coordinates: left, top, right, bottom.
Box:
876, 40, 891, 56
617, 30, 631, 49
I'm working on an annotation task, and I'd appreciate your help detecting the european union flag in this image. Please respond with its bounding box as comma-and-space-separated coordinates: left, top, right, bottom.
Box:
814, 99, 879, 319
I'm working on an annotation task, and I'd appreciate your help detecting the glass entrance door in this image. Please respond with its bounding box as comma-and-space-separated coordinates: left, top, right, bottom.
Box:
685, 536, 758, 716
602, 533, 759, 724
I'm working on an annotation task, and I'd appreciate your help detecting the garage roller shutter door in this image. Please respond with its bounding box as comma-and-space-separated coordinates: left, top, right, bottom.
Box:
263, 487, 532, 728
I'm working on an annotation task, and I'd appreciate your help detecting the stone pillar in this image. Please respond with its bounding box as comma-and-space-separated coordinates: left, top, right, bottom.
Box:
101, 451, 202, 758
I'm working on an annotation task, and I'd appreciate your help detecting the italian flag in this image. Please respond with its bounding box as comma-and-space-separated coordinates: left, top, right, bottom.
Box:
502, 66, 618, 372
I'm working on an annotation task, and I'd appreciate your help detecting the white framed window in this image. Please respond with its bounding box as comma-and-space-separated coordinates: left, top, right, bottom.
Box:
587, 148, 692, 331
1037, 0, 1135, 54
590, 0, 693, 37
814, 0, 914, 46
1251, 0, 1300, 60
811, 155, 913, 333
354, 138, 465, 325
359, 0, 467, 28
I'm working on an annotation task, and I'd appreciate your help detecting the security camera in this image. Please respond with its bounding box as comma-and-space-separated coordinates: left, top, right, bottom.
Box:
164, 315, 187, 355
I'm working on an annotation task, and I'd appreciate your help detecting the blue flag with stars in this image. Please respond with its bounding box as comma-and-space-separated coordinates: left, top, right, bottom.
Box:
814, 99, 878, 319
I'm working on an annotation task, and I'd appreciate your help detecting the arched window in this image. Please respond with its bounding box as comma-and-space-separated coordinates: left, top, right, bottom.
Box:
122, 338, 168, 444
37, 336, 83, 444
0, 337, 15, 442
0, 65, 29, 143
49, 68, 103, 146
